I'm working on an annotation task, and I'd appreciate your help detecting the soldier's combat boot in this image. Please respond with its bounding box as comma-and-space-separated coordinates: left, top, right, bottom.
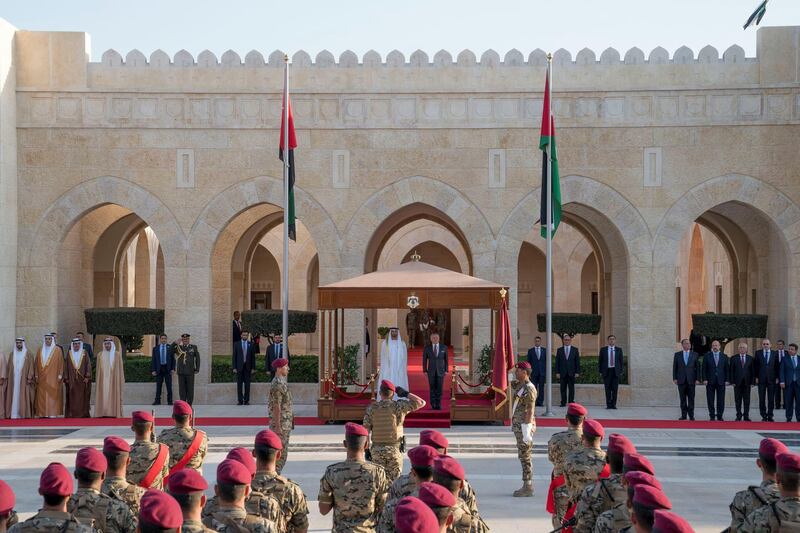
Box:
512, 481, 533, 497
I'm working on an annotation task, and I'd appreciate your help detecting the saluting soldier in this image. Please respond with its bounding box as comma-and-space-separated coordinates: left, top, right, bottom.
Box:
175, 334, 200, 405
204, 459, 278, 533
268, 358, 293, 474
158, 400, 208, 477
68, 447, 136, 533
126, 411, 170, 490
167, 468, 216, 533
510, 361, 537, 497
377, 445, 439, 532
729, 438, 788, 532
741, 452, 800, 532
318, 422, 391, 532
593, 471, 662, 533
562, 419, 608, 529
101, 436, 146, 516
547, 403, 586, 528
363, 379, 426, 481
9, 463, 93, 533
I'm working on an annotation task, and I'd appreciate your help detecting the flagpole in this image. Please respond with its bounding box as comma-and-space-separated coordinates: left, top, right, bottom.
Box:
282, 55, 290, 347
544, 52, 554, 417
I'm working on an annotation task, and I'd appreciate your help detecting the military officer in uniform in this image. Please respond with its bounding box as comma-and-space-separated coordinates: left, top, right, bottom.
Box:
510, 361, 537, 497
741, 452, 800, 532
68, 447, 136, 533
158, 400, 208, 476
430, 456, 483, 533
630, 485, 672, 532
562, 419, 608, 528
729, 438, 788, 532
204, 459, 278, 533
252, 429, 310, 533
167, 468, 216, 533
268, 358, 293, 474
593, 471, 662, 533
137, 490, 183, 533
175, 334, 200, 405
318, 422, 391, 532
9, 463, 93, 533
0, 480, 15, 533
416, 482, 457, 532
377, 445, 439, 532
393, 496, 441, 533
363, 379, 426, 481
547, 403, 586, 528
101, 436, 146, 516
127, 411, 170, 490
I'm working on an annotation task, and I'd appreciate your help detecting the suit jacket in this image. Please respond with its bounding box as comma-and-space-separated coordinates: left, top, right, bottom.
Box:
422, 343, 448, 377
780, 356, 800, 385
754, 349, 779, 383
729, 354, 755, 386
598, 346, 624, 377
232, 320, 242, 343
555, 346, 580, 377
526, 346, 547, 379
365, 328, 371, 356
151, 344, 175, 373
233, 340, 257, 374
266, 343, 290, 373
673, 351, 699, 385
702, 351, 728, 386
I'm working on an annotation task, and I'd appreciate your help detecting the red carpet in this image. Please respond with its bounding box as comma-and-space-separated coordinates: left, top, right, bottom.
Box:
0, 417, 326, 427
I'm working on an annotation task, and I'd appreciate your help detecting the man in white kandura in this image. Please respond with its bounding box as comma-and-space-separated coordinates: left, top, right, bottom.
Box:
378, 327, 409, 398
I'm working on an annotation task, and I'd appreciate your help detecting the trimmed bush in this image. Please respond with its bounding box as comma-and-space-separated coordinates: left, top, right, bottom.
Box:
536, 313, 602, 339
85, 308, 164, 358
691, 313, 768, 351
241, 310, 317, 339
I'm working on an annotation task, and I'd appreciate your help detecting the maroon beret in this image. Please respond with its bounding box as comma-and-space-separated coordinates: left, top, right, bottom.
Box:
583, 419, 604, 439
633, 485, 672, 510
217, 459, 252, 486
567, 403, 588, 416
271, 358, 288, 370
407, 445, 438, 467
39, 463, 72, 496
418, 481, 456, 508
516, 361, 532, 370
607, 434, 636, 456
0, 480, 14, 516
76, 447, 108, 473
624, 471, 662, 491
381, 379, 396, 392
433, 456, 465, 481
419, 430, 448, 450
394, 496, 440, 533
132, 411, 154, 424
103, 436, 130, 455
345, 422, 369, 437
139, 489, 183, 529
653, 510, 695, 533
760, 438, 789, 460
172, 400, 192, 417
168, 468, 208, 495
255, 429, 283, 450
226, 448, 256, 477
624, 453, 656, 475
777, 453, 800, 473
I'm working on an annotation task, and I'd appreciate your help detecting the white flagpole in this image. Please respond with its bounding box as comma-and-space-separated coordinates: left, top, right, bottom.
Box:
544, 53, 554, 417
282, 55, 290, 346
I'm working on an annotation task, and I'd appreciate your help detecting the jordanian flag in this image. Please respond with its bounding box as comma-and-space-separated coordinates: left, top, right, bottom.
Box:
279, 83, 297, 241
743, 0, 768, 29
540, 69, 561, 238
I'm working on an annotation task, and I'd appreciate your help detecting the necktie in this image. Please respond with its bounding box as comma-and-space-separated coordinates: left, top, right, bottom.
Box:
277, 344, 282, 358
766, 351, 770, 365
160, 345, 165, 365
684, 352, 688, 366
609, 348, 614, 368
536, 347, 540, 359
566, 346, 570, 360
741, 355, 745, 368
242, 342, 247, 363
434, 345, 438, 358
714, 353, 719, 366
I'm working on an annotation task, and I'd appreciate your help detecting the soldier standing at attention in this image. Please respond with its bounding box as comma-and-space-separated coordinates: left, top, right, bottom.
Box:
318, 422, 390, 532
593, 471, 662, 533
510, 361, 537, 497
158, 400, 208, 477
137, 490, 183, 533
729, 438, 788, 532
268, 358, 293, 474
204, 459, 278, 533
363, 379, 426, 481
377, 445, 439, 532
167, 468, 216, 533
0, 480, 14, 533
547, 403, 587, 528
9, 463, 93, 533
562, 419, 608, 528
629, 485, 672, 532
68, 447, 136, 533
127, 411, 170, 490
100, 436, 146, 517
741, 452, 800, 532
175, 334, 200, 405
252, 429, 310, 533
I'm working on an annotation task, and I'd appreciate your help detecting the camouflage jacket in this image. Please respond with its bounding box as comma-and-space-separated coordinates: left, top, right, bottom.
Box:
363, 399, 416, 445
318, 458, 390, 532
741, 496, 800, 532
68, 488, 137, 533
377, 487, 418, 533
729, 479, 780, 533
449, 497, 489, 533
8, 510, 94, 533
126, 440, 170, 490
510, 379, 537, 426
592, 503, 631, 533
251, 471, 309, 533
203, 507, 278, 533
574, 473, 625, 533
564, 447, 607, 502
202, 491, 284, 530
548, 427, 583, 476
157, 426, 208, 471
181, 519, 216, 533
387, 474, 416, 501
100, 477, 146, 517
268, 377, 293, 430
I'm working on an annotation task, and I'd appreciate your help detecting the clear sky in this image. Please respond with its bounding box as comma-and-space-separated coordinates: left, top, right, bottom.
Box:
3, 0, 800, 61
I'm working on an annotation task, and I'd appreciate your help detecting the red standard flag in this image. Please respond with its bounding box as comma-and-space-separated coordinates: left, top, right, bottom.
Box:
279, 83, 298, 241
491, 295, 515, 410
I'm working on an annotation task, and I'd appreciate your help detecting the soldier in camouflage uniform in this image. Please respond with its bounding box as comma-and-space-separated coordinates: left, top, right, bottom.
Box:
174, 334, 200, 405
204, 459, 278, 533
562, 418, 607, 530
318, 422, 390, 532
430, 456, 487, 533
167, 468, 215, 533
137, 490, 183, 533
9, 463, 93, 533
252, 429, 310, 533
363, 379, 425, 481
127, 411, 170, 490
100, 436, 146, 516
0, 479, 15, 533
510, 361, 537, 497
548, 403, 586, 528
592, 471, 662, 533
729, 438, 787, 532
377, 445, 438, 532
68, 447, 136, 533
629, 485, 672, 532
157, 400, 208, 475
268, 358, 293, 474
741, 452, 800, 533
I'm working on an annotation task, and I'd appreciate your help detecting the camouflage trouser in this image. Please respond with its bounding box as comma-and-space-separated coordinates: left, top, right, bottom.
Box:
512, 421, 533, 482
370, 444, 403, 480
552, 485, 570, 529
272, 427, 291, 474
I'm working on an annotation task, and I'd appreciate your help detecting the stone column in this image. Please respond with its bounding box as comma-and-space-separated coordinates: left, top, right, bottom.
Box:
0, 19, 16, 348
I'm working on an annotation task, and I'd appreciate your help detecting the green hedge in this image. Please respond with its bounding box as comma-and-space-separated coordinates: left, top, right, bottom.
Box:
536, 313, 602, 338
691, 313, 768, 351
515, 354, 628, 385
85, 308, 165, 336
117, 354, 318, 383
241, 310, 317, 337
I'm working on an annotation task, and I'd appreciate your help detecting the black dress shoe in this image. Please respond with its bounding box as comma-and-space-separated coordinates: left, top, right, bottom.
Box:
744, 417, 751, 422
679, 416, 687, 420
689, 415, 695, 421
152, 401, 160, 405
167, 402, 173, 405
787, 419, 794, 423
736, 415, 742, 421
718, 416, 724, 421
244, 401, 250, 405
560, 403, 566, 407
762, 417, 768, 422
237, 402, 243, 406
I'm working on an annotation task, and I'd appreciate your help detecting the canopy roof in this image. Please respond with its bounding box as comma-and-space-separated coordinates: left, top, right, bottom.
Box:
318, 261, 507, 309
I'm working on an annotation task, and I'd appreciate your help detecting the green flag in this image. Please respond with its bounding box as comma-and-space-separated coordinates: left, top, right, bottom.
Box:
743, 0, 768, 29
540, 69, 561, 238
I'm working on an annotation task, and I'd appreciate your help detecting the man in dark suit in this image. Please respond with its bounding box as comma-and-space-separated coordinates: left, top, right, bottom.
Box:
266, 334, 290, 380
672, 338, 699, 420
776, 339, 787, 409
233, 330, 257, 405
526, 336, 546, 407
364, 317, 371, 360
75, 331, 94, 363
555, 334, 580, 406
755, 338, 780, 421
151, 333, 175, 405
729, 342, 755, 421
422, 332, 448, 410
232, 311, 242, 344
703, 340, 728, 421
598, 334, 623, 409
780, 343, 800, 422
